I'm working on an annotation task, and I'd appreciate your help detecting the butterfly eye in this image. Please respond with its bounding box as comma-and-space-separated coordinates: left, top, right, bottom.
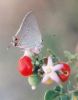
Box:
12, 36, 19, 47
12, 36, 18, 41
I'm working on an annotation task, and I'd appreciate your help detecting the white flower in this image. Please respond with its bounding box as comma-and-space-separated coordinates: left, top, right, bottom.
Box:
42, 56, 63, 84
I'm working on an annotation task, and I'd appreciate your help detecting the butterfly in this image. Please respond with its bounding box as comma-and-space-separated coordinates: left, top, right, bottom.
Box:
11, 11, 43, 54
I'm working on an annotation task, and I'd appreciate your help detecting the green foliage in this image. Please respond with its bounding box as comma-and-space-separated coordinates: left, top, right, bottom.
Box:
43, 50, 78, 100
44, 84, 78, 100
64, 51, 78, 63
28, 74, 41, 88
44, 90, 60, 100
74, 90, 78, 96
44, 86, 70, 100
54, 85, 64, 93
31, 50, 78, 100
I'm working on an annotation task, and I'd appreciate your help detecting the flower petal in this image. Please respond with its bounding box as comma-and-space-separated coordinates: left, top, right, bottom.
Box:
47, 56, 53, 67
42, 74, 49, 83
53, 64, 63, 71
42, 65, 48, 73
50, 72, 61, 83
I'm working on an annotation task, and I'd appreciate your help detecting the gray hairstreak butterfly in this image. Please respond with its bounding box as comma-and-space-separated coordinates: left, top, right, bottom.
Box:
11, 11, 43, 54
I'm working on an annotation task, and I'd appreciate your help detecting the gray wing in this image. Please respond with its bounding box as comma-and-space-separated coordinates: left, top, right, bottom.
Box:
15, 11, 42, 50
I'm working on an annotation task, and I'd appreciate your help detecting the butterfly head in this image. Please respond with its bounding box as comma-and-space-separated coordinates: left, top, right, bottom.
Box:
11, 36, 19, 47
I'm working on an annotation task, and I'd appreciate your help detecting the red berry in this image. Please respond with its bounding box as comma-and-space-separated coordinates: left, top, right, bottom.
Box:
18, 56, 33, 76
58, 63, 71, 82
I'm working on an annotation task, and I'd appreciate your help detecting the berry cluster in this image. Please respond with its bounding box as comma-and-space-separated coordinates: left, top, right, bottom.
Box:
17, 50, 71, 90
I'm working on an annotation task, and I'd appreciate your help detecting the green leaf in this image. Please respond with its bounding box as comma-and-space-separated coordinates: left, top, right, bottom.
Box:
54, 85, 64, 93
60, 95, 70, 100
74, 90, 78, 96
44, 90, 60, 100
54, 86, 69, 100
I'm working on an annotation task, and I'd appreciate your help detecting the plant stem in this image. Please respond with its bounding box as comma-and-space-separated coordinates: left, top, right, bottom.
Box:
54, 87, 78, 100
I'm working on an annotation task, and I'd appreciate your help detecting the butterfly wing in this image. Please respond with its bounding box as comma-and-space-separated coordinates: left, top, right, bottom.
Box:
14, 11, 42, 51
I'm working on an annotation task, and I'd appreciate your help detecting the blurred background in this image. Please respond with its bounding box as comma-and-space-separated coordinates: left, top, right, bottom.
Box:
0, 0, 78, 100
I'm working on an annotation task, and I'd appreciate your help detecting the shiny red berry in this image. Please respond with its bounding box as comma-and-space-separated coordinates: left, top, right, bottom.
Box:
58, 63, 71, 82
18, 56, 33, 76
